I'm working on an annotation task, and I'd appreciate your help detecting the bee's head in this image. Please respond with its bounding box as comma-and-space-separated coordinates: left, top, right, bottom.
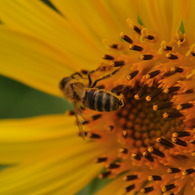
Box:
59, 77, 70, 90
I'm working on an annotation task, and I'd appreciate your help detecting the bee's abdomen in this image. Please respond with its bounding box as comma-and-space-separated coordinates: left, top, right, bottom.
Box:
83, 89, 123, 112
83, 89, 96, 110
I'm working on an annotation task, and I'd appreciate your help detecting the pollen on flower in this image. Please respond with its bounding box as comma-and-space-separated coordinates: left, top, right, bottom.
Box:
61, 18, 195, 194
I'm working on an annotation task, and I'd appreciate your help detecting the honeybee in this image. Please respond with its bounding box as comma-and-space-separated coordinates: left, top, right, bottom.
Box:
59, 70, 124, 138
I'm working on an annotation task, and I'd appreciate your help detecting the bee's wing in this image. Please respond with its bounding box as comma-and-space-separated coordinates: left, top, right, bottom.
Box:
73, 102, 86, 140
72, 83, 86, 99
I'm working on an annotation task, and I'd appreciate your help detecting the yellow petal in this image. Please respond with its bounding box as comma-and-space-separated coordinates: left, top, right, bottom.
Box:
54, 0, 137, 43
0, 114, 76, 142
0, 114, 79, 163
95, 176, 125, 195
0, 0, 104, 65
0, 26, 78, 96
97, 0, 138, 33
135, 0, 188, 41
0, 139, 105, 195
183, 0, 195, 44
0, 1, 106, 95
0, 113, 112, 194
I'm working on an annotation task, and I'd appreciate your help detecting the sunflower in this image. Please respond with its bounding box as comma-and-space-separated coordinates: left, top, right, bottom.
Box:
0, 0, 195, 194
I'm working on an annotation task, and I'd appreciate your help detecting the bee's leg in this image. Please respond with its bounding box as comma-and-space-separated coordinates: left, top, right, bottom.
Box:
91, 68, 120, 87
71, 72, 83, 79
87, 70, 97, 87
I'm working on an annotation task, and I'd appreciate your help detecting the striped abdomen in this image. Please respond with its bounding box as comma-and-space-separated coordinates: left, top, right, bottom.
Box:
83, 89, 124, 112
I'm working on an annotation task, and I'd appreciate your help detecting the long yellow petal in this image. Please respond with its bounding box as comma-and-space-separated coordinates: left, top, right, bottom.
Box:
0, 114, 77, 163
0, 140, 105, 195
95, 176, 125, 195
0, 26, 78, 97
0, 0, 104, 64
0, 113, 112, 194
53, 0, 111, 52
97, 0, 138, 33
135, 0, 188, 41
183, 0, 195, 44
0, 114, 77, 142
53, 0, 137, 43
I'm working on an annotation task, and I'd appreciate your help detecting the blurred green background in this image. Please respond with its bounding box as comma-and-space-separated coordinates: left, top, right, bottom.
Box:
0, 75, 72, 119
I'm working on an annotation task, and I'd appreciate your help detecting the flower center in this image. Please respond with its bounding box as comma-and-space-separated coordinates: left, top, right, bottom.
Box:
117, 85, 183, 152
66, 19, 195, 194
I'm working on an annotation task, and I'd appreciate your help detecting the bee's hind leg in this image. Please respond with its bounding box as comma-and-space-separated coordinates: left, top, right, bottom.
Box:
90, 68, 120, 88
71, 72, 83, 79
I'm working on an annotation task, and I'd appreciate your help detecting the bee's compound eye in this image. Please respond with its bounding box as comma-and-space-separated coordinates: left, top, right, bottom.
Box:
59, 77, 70, 90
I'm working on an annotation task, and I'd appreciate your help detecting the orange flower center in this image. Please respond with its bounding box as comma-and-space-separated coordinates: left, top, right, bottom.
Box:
117, 86, 183, 152
65, 20, 195, 194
